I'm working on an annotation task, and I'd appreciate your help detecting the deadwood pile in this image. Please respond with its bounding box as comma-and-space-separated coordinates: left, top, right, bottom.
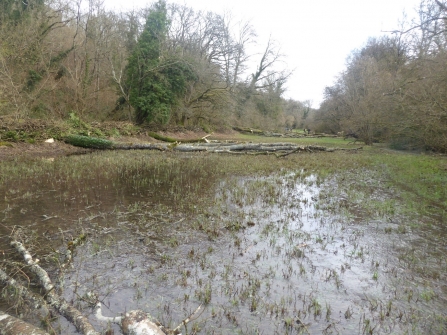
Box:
114, 141, 362, 156
63, 135, 362, 155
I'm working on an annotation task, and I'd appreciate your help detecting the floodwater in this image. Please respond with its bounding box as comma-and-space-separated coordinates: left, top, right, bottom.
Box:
0, 152, 446, 334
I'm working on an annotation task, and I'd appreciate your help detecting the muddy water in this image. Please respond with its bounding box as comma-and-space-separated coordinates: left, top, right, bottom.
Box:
1, 153, 446, 334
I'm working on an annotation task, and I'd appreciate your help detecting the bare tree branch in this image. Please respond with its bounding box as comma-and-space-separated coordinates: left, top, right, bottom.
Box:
10, 238, 100, 335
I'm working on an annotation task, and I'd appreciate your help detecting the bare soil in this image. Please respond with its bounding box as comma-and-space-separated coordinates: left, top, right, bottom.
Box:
0, 141, 91, 160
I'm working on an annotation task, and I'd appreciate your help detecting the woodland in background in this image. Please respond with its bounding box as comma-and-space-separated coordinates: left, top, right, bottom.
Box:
315, 0, 447, 152
0, 0, 302, 131
1, 0, 447, 152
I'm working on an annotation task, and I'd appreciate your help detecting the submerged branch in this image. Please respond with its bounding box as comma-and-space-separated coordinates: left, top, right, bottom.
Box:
172, 304, 203, 333
95, 303, 122, 324
0, 268, 49, 315
10, 239, 100, 335
5, 228, 204, 335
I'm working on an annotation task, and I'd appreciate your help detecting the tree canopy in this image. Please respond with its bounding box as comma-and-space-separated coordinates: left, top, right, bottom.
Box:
0, 0, 292, 130
313, 0, 447, 152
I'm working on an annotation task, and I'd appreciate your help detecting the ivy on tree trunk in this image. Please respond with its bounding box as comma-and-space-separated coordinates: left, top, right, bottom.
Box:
125, 0, 196, 125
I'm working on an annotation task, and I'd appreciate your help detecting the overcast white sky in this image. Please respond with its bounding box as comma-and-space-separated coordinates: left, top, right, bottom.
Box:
106, 0, 422, 107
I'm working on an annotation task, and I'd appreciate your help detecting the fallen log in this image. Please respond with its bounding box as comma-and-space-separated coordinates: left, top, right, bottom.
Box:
0, 311, 49, 335
139, 142, 362, 155
232, 126, 263, 134
0, 268, 49, 316
95, 304, 164, 335
64, 135, 113, 149
173, 145, 207, 152
63, 135, 363, 156
10, 239, 101, 335
113, 142, 170, 151
5, 234, 204, 335
148, 131, 212, 143
95, 303, 203, 335
169, 143, 360, 154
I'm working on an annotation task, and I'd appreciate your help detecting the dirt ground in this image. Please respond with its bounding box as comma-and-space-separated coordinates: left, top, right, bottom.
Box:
0, 130, 238, 161
0, 141, 91, 160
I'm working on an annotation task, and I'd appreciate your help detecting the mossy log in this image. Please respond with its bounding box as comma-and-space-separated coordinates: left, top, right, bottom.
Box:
232, 126, 264, 134
147, 131, 211, 143
114, 142, 170, 151
64, 135, 113, 149
147, 131, 177, 143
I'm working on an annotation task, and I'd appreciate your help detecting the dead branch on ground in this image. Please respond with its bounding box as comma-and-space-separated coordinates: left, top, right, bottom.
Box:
0, 310, 49, 335
72, 137, 363, 156
3, 229, 204, 335
95, 302, 203, 335
10, 233, 100, 335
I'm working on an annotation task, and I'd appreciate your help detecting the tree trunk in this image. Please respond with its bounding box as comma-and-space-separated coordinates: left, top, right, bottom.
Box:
65, 137, 363, 155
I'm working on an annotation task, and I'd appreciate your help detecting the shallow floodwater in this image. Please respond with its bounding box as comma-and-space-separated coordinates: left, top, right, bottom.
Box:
0, 152, 446, 334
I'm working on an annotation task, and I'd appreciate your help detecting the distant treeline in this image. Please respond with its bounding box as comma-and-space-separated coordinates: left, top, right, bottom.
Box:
312, 0, 447, 152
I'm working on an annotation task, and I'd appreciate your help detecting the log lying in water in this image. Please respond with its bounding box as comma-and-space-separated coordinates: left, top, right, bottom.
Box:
4, 229, 204, 335
95, 302, 203, 335
0, 268, 49, 316
10, 239, 101, 335
95, 304, 165, 335
0, 311, 49, 335
232, 126, 264, 134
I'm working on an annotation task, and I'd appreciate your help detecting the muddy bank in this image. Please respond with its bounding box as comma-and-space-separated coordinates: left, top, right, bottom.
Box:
0, 141, 91, 160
